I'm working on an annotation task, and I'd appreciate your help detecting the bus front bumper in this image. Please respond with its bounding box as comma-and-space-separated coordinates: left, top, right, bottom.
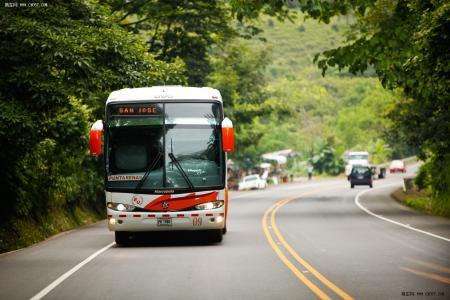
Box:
107, 208, 225, 232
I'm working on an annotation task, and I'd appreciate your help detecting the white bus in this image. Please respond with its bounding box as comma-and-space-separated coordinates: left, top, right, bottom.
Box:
89, 86, 234, 245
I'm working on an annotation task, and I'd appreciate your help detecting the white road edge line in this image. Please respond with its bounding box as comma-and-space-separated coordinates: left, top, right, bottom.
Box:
30, 242, 115, 300
355, 183, 450, 243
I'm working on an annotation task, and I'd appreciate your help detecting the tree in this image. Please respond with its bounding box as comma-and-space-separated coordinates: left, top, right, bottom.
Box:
314, 1, 449, 199
232, 1, 450, 200
311, 140, 344, 176
107, 0, 236, 86
208, 40, 290, 165
0, 0, 185, 228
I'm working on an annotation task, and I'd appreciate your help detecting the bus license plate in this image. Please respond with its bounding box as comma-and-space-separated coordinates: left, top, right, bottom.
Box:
157, 218, 172, 227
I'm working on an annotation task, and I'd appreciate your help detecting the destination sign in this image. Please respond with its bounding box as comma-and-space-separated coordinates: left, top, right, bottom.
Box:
108, 174, 143, 181
111, 104, 161, 116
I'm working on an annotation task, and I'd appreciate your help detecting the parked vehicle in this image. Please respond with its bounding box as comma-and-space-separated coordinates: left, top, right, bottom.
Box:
389, 160, 406, 173
349, 165, 373, 188
378, 167, 387, 179
238, 174, 267, 190
370, 166, 387, 179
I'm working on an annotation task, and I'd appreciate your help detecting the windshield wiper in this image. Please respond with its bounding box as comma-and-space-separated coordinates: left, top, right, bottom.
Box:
135, 151, 162, 192
168, 152, 194, 190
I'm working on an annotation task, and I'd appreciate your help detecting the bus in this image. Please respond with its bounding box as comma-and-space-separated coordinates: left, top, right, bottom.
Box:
89, 86, 234, 245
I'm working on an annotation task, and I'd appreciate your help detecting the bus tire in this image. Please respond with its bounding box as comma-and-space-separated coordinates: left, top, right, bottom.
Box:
115, 231, 131, 246
208, 229, 223, 243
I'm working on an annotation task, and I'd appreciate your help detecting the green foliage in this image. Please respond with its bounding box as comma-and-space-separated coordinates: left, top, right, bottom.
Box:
0, 0, 185, 250
315, 0, 449, 201
108, 0, 236, 86
395, 186, 450, 219
311, 142, 345, 175
415, 161, 431, 191
241, 16, 404, 170
233, 0, 447, 206
403, 196, 431, 214
207, 40, 289, 165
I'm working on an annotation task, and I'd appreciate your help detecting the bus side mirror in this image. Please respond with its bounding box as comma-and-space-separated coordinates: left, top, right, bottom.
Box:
221, 117, 234, 152
89, 120, 103, 156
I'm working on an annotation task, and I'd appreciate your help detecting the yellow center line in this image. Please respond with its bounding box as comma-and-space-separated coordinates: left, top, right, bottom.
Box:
271, 197, 354, 300
262, 202, 332, 300
262, 188, 354, 300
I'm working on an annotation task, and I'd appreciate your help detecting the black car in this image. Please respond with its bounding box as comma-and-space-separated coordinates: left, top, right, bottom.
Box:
349, 165, 373, 188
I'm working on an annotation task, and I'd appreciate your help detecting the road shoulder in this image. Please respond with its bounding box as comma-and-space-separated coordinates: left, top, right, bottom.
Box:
356, 185, 450, 240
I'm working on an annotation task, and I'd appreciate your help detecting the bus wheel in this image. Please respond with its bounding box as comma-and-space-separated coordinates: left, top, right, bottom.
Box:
115, 231, 131, 246
208, 229, 223, 243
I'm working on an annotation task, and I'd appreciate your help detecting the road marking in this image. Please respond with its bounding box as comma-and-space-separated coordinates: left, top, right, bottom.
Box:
354, 185, 450, 242
262, 202, 331, 300
400, 267, 450, 285
404, 257, 450, 274
271, 197, 354, 300
262, 189, 353, 300
30, 242, 115, 300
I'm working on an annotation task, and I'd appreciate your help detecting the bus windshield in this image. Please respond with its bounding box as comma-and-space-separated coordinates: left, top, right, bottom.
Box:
105, 102, 224, 193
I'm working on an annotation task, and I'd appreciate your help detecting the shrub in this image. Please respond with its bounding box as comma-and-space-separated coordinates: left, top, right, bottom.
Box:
0, 1, 186, 249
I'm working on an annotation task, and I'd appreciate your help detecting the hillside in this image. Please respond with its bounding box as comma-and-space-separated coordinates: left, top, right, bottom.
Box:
242, 15, 398, 170
257, 15, 351, 80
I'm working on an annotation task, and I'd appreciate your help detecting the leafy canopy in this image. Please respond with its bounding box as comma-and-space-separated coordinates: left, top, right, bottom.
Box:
107, 0, 236, 86
232, 1, 449, 195
0, 0, 185, 222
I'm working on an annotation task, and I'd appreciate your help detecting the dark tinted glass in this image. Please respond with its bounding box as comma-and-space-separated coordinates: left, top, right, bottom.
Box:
105, 102, 224, 192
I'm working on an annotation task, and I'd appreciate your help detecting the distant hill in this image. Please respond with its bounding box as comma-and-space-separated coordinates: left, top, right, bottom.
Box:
252, 15, 352, 80
243, 15, 398, 169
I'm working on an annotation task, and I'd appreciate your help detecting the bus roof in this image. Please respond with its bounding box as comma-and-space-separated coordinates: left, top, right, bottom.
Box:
106, 86, 222, 104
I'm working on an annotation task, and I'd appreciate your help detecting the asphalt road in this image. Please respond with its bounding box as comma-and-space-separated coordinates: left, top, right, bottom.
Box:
1, 170, 449, 300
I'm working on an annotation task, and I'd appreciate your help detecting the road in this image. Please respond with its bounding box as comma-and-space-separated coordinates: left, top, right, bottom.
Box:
1, 170, 449, 300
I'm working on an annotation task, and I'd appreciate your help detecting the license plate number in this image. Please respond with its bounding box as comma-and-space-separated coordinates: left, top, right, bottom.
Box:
157, 218, 172, 227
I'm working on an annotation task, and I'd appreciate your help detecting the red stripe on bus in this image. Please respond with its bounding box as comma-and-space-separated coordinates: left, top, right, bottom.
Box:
162, 214, 170, 217
119, 214, 126, 218
191, 213, 199, 217
177, 214, 184, 218
144, 192, 218, 212
147, 214, 155, 218
206, 213, 213, 216
133, 214, 141, 217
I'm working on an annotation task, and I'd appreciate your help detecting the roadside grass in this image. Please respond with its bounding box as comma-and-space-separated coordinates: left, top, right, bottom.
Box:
392, 188, 450, 218
0, 205, 103, 254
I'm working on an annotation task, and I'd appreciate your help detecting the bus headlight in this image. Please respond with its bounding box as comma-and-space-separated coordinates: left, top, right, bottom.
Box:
195, 201, 224, 210
107, 202, 135, 212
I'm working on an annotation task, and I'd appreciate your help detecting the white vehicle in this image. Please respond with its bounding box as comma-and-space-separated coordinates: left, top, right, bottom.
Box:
389, 160, 406, 173
238, 174, 267, 190
89, 86, 235, 245
344, 151, 370, 177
